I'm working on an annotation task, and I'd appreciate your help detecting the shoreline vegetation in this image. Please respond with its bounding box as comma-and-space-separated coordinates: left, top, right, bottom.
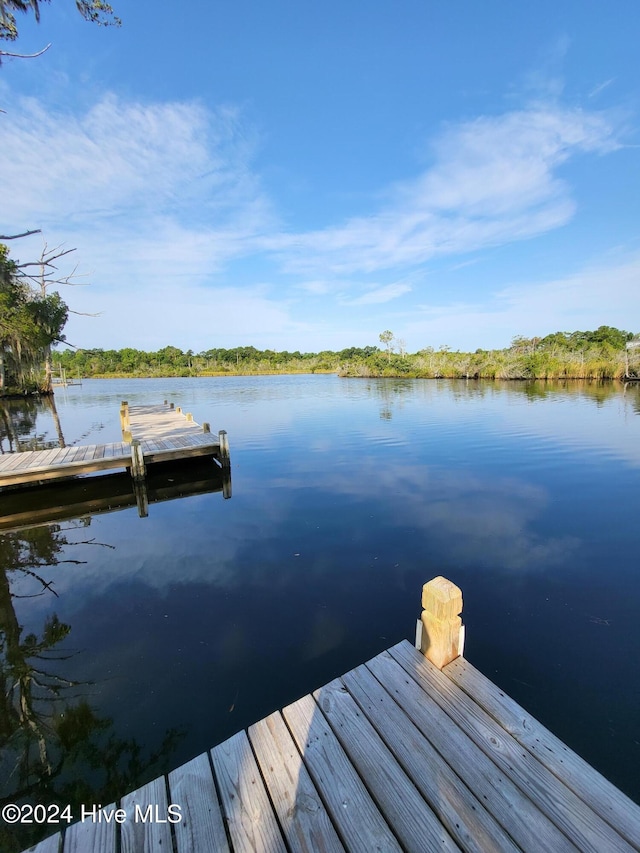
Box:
50, 326, 639, 384
2, 327, 639, 397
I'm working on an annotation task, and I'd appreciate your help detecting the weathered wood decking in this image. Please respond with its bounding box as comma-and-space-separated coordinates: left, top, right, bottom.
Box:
23, 579, 640, 853
0, 402, 229, 491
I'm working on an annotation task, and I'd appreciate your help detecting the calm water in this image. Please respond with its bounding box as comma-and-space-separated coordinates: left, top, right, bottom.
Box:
1, 376, 640, 849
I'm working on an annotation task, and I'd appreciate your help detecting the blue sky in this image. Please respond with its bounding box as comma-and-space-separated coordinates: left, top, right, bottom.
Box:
1, 1, 639, 352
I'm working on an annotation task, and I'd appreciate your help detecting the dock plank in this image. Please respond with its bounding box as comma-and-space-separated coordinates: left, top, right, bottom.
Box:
211, 730, 287, 853
341, 662, 519, 853
283, 693, 403, 853
315, 677, 459, 853
168, 752, 229, 853
0, 450, 34, 471
367, 647, 576, 852
248, 712, 344, 853
62, 805, 117, 853
120, 777, 172, 853
444, 655, 640, 849
390, 641, 634, 853
25, 832, 61, 853
19, 447, 59, 468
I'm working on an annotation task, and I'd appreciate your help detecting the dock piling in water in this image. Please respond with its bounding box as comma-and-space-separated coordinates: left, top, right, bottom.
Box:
218, 429, 230, 469
130, 438, 146, 483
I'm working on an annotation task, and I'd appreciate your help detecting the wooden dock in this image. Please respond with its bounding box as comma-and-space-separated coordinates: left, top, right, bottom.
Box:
23, 578, 640, 853
0, 402, 230, 495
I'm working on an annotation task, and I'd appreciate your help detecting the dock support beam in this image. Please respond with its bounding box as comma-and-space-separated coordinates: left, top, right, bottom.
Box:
416, 576, 464, 669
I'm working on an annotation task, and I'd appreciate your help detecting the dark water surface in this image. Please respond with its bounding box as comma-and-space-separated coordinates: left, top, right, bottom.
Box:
1, 376, 639, 849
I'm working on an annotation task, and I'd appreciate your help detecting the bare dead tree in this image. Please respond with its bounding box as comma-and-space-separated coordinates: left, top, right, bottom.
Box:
11, 242, 99, 392
0, 229, 42, 240
0, 41, 50, 62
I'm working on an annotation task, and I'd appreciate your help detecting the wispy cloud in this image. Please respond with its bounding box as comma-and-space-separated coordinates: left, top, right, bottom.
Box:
340, 282, 412, 305
0, 91, 275, 272
272, 104, 619, 277
589, 79, 615, 98
0, 86, 627, 351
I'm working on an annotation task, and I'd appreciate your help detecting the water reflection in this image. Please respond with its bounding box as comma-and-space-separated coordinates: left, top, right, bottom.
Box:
0, 374, 638, 850
0, 459, 231, 532
0, 525, 183, 853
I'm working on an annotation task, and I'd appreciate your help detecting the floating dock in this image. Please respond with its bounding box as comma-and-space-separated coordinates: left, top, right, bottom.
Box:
0, 402, 229, 493
23, 578, 640, 853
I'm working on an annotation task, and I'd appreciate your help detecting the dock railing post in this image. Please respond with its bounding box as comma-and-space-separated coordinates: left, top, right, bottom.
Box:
416, 576, 465, 669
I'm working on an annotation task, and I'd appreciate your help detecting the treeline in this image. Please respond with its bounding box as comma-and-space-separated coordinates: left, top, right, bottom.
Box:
54, 345, 380, 377
53, 327, 639, 381
342, 326, 640, 380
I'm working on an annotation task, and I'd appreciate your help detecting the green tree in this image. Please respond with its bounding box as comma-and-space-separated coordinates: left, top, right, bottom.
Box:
0, 244, 69, 393
0, 0, 119, 42
379, 330, 394, 362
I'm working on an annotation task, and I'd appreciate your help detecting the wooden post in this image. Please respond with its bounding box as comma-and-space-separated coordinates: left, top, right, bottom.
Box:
169, 402, 175, 409
133, 478, 149, 518
218, 430, 230, 469
416, 576, 464, 669
202, 422, 211, 433
176, 406, 182, 414
186, 412, 194, 422
222, 468, 232, 500
120, 401, 129, 434
130, 439, 146, 483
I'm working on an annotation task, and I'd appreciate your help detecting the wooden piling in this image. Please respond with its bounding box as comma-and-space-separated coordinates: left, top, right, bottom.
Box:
186, 412, 194, 422
133, 479, 149, 518
202, 422, 211, 433
416, 576, 464, 669
218, 430, 230, 469
130, 439, 146, 483
119, 401, 130, 433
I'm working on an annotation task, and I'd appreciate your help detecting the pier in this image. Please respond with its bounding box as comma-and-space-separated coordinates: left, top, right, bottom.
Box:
23, 577, 640, 853
0, 402, 230, 493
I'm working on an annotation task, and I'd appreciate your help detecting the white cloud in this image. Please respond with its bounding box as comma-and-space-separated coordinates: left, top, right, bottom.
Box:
0, 92, 275, 275
273, 104, 619, 277
0, 88, 627, 352
588, 79, 615, 99
341, 282, 412, 305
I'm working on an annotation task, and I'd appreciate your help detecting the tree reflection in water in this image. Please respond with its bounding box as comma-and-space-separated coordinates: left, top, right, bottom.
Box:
0, 523, 183, 853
